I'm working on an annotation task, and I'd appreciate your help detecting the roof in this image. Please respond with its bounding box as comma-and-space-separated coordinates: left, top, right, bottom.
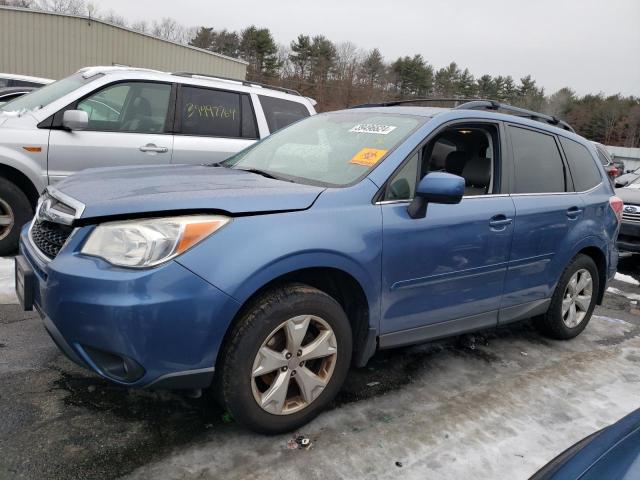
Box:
72, 66, 314, 104
0, 72, 54, 84
0, 5, 248, 66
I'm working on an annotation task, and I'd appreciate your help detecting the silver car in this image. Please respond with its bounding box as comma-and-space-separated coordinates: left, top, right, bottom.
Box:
0, 66, 316, 253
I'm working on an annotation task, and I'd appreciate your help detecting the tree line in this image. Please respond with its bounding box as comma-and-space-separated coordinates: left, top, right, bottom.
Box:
2, 0, 639, 148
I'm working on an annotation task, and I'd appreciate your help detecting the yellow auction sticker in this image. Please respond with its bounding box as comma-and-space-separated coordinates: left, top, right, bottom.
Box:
350, 148, 388, 167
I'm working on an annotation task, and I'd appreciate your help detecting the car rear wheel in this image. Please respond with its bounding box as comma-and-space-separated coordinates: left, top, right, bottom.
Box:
218, 283, 352, 434
534, 254, 599, 340
0, 178, 33, 256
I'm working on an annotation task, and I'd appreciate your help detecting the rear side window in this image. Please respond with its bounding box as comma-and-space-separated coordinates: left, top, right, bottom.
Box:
560, 137, 602, 191
259, 95, 310, 133
10, 79, 42, 88
509, 126, 566, 194
180, 86, 242, 138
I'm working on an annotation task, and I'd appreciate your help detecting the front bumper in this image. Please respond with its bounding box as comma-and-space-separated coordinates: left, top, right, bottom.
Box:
618, 221, 640, 253
18, 224, 241, 388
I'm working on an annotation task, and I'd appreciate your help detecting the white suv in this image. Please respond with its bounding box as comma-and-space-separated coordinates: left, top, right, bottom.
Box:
0, 66, 316, 253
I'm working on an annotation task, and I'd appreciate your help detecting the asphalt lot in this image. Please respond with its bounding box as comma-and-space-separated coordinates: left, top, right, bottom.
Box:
1, 254, 639, 480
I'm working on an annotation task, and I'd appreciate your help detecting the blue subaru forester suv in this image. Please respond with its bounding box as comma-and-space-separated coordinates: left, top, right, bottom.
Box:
16, 101, 622, 433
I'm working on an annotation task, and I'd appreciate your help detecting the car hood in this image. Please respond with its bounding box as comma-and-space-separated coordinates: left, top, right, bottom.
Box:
616, 183, 640, 205
52, 164, 325, 220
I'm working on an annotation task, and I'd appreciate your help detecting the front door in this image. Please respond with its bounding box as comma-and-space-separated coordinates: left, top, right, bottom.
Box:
379, 122, 515, 338
47, 81, 174, 183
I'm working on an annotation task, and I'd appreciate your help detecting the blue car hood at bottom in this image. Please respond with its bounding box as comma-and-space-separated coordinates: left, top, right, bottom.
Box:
52, 164, 326, 219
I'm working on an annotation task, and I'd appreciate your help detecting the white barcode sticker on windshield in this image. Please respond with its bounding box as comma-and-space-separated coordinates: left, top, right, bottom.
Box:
349, 124, 397, 135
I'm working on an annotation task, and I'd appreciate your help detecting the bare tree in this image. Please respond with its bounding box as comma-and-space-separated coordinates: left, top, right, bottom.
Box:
152, 17, 186, 43
130, 20, 148, 34
39, 0, 87, 15
101, 10, 127, 27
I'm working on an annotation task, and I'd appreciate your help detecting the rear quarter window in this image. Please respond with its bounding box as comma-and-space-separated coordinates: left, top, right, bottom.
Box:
259, 95, 310, 133
560, 137, 602, 191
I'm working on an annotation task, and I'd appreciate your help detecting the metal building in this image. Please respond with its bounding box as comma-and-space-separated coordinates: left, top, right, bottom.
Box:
0, 6, 248, 81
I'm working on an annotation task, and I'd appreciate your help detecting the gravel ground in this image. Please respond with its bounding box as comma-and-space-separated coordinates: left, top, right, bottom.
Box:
0, 254, 639, 480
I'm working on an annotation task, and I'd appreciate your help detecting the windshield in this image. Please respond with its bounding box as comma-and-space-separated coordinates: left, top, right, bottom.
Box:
0, 73, 99, 114
223, 111, 425, 186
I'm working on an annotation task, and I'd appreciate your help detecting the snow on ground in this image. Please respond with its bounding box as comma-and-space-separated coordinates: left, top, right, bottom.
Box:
615, 272, 640, 286
0, 257, 17, 304
607, 286, 640, 302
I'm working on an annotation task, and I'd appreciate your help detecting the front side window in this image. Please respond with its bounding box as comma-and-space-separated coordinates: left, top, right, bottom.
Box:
509, 126, 566, 194
383, 124, 499, 200
1, 73, 99, 113
223, 112, 425, 186
259, 95, 310, 133
179, 86, 242, 138
77, 82, 171, 133
560, 137, 602, 191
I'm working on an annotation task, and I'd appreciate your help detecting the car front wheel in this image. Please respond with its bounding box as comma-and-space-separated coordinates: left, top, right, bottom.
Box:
0, 178, 33, 256
218, 283, 352, 434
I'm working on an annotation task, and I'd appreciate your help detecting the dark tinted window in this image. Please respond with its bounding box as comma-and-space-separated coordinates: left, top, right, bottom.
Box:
10, 79, 43, 88
259, 95, 310, 133
241, 95, 258, 139
509, 126, 566, 193
560, 137, 602, 191
180, 87, 241, 137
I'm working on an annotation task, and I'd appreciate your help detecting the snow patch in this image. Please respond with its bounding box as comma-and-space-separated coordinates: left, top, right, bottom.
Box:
614, 272, 640, 286
607, 286, 640, 302
0, 257, 17, 304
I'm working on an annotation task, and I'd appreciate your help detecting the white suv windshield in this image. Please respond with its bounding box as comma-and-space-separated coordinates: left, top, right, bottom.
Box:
223, 111, 425, 186
0, 73, 99, 114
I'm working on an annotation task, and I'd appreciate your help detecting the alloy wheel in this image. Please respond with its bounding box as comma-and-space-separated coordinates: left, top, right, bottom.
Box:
0, 198, 14, 241
562, 268, 593, 328
251, 315, 338, 415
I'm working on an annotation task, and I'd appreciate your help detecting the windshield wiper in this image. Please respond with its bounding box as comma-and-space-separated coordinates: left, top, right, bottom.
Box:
236, 167, 280, 180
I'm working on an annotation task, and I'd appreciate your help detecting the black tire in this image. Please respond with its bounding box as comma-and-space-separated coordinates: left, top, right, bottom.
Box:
218, 283, 352, 434
534, 254, 599, 340
0, 177, 33, 256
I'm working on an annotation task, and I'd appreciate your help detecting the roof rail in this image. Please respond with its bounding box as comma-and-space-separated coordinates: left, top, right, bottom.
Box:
351, 98, 483, 108
454, 100, 575, 133
171, 72, 302, 97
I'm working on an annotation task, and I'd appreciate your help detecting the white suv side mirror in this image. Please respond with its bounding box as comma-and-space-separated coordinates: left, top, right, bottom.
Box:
62, 110, 89, 131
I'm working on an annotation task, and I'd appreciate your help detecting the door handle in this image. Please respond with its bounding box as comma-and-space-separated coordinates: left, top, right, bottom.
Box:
566, 206, 583, 218
489, 215, 513, 230
139, 144, 168, 153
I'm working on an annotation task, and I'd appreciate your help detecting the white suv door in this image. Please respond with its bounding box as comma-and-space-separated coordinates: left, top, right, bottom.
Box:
171, 85, 259, 165
47, 81, 174, 183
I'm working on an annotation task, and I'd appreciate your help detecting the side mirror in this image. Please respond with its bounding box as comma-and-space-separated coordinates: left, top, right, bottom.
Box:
615, 179, 629, 188
62, 109, 88, 131
407, 172, 465, 219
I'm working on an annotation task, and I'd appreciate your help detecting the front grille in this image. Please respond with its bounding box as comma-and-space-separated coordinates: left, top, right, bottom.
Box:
622, 208, 640, 223
30, 220, 73, 259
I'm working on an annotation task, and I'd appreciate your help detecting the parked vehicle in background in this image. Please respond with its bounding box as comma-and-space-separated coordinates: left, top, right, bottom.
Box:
615, 177, 640, 253
16, 100, 621, 433
0, 73, 54, 88
530, 408, 640, 480
0, 66, 316, 254
592, 142, 622, 180
0, 86, 37, 107
615, 166, 640, 188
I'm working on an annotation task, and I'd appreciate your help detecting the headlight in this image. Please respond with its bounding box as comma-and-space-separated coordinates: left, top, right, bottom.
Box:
81, 215, 230, 268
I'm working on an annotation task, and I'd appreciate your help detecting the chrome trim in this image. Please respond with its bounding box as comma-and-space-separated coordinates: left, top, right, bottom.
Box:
45, 186, 86, 222
509, 182, 602, 197
375, 193, 509, 205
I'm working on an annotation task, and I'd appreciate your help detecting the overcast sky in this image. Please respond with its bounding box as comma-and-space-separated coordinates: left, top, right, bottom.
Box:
94, 0, 639, 97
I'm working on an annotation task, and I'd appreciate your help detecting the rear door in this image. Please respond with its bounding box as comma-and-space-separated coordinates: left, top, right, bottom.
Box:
47, 81, 174, 182
171, 85, 258, 165
501, 125, 583, 315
